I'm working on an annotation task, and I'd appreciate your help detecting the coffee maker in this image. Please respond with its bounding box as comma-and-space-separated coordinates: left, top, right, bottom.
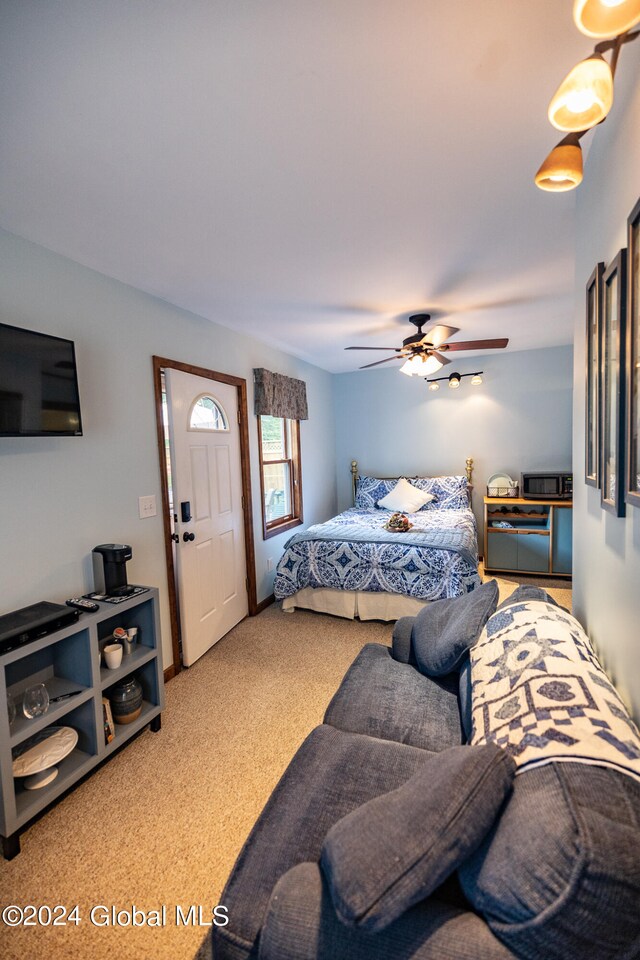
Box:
92, 543, 134, 597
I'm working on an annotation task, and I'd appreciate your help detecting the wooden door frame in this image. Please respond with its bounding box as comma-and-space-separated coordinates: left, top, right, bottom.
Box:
152, 356, 258, 676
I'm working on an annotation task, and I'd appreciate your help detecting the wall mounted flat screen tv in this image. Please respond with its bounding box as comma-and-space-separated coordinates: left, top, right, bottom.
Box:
0, 322, 83, 436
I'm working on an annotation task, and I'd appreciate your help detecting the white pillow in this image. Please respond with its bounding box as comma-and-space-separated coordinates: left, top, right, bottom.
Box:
377, 477, 435, 513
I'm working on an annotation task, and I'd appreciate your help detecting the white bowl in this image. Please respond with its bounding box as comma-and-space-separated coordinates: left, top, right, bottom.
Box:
103, 643, 123, 670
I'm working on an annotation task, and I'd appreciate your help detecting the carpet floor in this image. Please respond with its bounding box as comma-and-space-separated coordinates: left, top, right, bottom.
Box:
0, 572, 570, 960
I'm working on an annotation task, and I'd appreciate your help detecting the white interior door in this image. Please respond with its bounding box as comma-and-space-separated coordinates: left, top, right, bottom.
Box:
165, 369, 248, 666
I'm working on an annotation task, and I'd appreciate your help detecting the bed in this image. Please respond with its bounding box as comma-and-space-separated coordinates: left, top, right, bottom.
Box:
273, 459, 481, 620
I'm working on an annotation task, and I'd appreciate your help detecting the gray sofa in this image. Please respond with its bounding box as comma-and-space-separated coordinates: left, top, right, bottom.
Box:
212, 584, 640, 960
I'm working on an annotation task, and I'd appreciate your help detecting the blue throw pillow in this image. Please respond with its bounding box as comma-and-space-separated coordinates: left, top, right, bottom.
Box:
411, 579, 499, 676
320, 743, 515, 933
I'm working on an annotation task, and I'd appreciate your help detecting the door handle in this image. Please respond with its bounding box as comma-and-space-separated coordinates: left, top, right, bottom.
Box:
183, 532, 195, 542
171, 533, 179, 543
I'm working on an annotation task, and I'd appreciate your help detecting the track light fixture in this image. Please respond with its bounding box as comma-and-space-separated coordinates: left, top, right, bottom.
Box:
535, 133, 584, 192
425, 371, 483, 391
574, 0, 640, 38
548, 52, 614, 131
535, 7, 638, 193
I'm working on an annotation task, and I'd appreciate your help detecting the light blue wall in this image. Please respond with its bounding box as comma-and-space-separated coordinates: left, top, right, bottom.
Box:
334, 345, 573, 530
0, 229, 337, 667
572, 50, 640, 719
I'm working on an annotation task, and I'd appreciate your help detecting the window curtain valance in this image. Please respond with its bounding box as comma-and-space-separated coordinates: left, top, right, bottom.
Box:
253, 368, 309, 420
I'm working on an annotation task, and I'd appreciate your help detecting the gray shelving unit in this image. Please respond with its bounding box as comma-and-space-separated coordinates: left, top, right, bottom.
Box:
0, 587, 164, 859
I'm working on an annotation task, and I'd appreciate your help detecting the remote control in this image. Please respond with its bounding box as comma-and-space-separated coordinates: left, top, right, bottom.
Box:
66, 598, 100, 612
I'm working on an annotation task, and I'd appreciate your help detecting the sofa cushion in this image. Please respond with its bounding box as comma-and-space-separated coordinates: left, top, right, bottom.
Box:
321, 743, 515, 933
261, 862, 517, 960
411, 579, 499, 676
323, 643, 464, 751
459, 762, 640, 960
212, 724, 438, 960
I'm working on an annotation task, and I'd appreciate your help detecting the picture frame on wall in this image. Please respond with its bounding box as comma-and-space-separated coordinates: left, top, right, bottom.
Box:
600, 249, 627, 517
585, 262, 604, 487
626, 198, 640, 509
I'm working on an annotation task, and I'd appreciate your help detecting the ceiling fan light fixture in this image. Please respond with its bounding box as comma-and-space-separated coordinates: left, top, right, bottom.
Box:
400, 353, 444, 377
535, 134, 583, 191
548, 53, 613, 131
573, 0, 640, 38
399, 356, 420, 376
421, 354, 445, 375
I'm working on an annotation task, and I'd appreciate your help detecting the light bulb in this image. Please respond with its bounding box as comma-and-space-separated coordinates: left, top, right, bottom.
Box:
471, 374, 483, 385
428, 381, 440, 391
565, 89, 598, 114
548, 54, 613, 132
448, 375, 461, 390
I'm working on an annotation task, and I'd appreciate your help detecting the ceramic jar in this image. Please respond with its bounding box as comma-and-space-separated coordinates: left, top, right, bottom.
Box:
109, 675, 143, 724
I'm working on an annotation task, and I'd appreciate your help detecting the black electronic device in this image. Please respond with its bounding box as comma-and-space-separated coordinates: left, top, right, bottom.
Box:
92, 543, 135, 597
521, 472, 573, 500
65, 598, 100, 612
0, 322, 83, 437
0, 602, 80, 655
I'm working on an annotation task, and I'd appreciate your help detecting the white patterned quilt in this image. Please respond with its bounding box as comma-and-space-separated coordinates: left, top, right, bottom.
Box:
470, 600, 640, 783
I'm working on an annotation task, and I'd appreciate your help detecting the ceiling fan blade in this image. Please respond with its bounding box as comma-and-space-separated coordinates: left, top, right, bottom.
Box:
345, 346, 400, 351
359, 356, 401, 369
429, 350, 451, 366
444, 338, 509, 351
420, 324, 459, 348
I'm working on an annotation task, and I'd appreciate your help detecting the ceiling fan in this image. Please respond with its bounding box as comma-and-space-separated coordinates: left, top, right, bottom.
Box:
345, 314, 509, 376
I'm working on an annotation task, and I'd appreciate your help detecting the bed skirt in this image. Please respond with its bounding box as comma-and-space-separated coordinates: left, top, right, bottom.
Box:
280, 587, 428, 621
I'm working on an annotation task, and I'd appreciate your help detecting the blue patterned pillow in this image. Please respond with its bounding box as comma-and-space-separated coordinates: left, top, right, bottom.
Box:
354, 476, 398, 509
355, 475, 468, 511
412, 475, 469, 510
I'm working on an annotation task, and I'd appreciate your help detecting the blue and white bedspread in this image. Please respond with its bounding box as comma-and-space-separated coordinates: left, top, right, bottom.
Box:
273, 507, 480, 601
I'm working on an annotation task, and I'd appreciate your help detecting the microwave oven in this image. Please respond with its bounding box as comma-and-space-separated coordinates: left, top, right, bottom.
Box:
521, 472, 573, 500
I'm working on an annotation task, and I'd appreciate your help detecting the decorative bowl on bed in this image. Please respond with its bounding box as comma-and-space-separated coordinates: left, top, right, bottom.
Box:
385, 512, 412, 532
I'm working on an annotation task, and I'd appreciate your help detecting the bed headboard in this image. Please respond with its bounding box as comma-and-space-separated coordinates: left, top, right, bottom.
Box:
350, 457, 474, 506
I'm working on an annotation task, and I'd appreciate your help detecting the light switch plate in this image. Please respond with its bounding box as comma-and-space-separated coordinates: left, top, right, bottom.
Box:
138, 495, 157, 519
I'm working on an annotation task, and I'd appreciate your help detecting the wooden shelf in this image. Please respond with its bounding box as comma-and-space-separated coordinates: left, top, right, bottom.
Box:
488, 513, 548, 522
487, 528, 550, 536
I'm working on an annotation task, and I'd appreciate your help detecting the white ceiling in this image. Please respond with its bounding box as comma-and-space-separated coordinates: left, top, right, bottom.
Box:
0, 1, 592, 372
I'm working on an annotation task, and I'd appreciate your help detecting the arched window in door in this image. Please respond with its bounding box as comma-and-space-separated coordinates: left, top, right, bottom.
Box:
188, 394, 229, 432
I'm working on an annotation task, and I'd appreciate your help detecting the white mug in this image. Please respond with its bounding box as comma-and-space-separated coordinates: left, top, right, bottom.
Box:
103, 643, 123, 670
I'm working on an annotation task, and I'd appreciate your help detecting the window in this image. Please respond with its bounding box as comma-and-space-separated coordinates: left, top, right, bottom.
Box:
258, 415, 303, 538
188, 394, 228, 431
